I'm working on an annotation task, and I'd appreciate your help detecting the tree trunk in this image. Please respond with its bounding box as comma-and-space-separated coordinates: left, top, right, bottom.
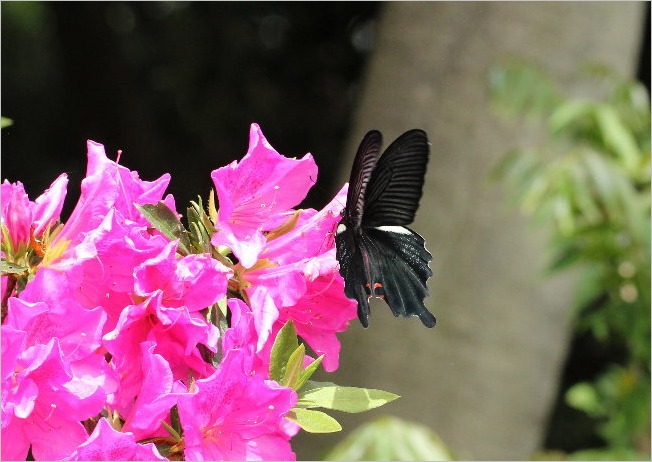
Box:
294, 2, 645, 460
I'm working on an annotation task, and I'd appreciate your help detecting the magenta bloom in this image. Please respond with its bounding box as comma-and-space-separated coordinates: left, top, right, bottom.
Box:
52, 140, 173, 256
120, 342, 186, 440
64, 417, 166, 461
1, 328, 108, 460
5, 297, 106, 361
1, 174, 68, 252
19, 209, 171, 332
178, 349, 298, 461
222, 298, 271, 377
104, 292, 218, 414
134, 240, 232, 311
276, 250, 356, 372
1, 125, 369, 460
211, 123, 318, 268
241, 185, 358, 371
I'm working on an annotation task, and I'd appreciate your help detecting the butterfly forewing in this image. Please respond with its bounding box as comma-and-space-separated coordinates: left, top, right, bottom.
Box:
362, 129, 429, 227
343, 130, 382, 228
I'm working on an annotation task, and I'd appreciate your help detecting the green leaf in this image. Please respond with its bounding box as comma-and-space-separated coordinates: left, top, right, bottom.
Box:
294, 355, 324, 391
186, 204, 205, 253
302, 380, 338, 392
135, 203, 192, 256
188, 219, 211, 254
1, 260, 28, 274
166, 405, 182, 442
187, 196, 215, 253
216, 297, 228, 318
549, 100, 592, 136
566, 382, 602, 416
297, 385, 400, 413
281, 344, 305, 388
287, 408, 342, 434
269, 321, 298, 382
595, 105, 640, 172
323, 416, 455, 461
207, 189, 218, 224
489, 61, 559, 118
1, 117, 13, 128
192, 196, 215, 234
567, 447, 648, 461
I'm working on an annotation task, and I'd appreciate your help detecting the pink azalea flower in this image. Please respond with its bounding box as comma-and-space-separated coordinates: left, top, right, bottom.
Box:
178, 349, 298, 461
134, 240, 232, 311
1, 174, 68, 252
238, 185, 357, 371
261, 184, 347, 265
52, 140, 173, 257
2, 125, 366, 460
5, 297, 106, 361
20, 209, 170, 332
104, 291, 218, 413
244, 264, 308, 349
211, 123, 318, 268
1, 329, 107, 460
276, 250, 356, 372
222, 298, 271, 376
245, 251, 355, 372
120, 342, 186, 440
64, 417, 167, 461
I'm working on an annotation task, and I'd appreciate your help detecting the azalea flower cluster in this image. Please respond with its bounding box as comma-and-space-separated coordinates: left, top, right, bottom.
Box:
1, 124, 364, 460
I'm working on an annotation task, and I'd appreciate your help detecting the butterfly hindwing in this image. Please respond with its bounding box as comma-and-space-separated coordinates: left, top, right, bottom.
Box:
358, 226, 434, 327
363, 129, 429, 227
335, 224, 372, 327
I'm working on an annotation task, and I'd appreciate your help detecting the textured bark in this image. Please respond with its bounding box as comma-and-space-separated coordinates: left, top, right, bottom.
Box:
293, 2, 645, 460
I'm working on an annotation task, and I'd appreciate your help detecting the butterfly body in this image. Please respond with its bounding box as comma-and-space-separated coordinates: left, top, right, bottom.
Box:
335, 129, 436, 328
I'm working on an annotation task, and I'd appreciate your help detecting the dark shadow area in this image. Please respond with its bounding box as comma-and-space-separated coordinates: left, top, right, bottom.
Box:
2, 2, 381, 219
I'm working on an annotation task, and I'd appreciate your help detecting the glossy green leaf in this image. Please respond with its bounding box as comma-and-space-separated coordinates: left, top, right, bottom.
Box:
281, 344, 305, 388
287, 408, 341, 434
297, 385, 399, 413
269, 320, 298, 382
135, 203, 192, 255
301, 380, 338, 392
294, 355, 324, 391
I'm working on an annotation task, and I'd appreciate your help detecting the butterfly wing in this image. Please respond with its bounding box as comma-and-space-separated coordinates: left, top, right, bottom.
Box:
362, 129, 429, 227
335, 224, 372, 327
360, 226, 435, 327
342, 130, 382, 227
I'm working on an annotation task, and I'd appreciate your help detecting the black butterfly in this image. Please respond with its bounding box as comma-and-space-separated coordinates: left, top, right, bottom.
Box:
335, 129, 436, 328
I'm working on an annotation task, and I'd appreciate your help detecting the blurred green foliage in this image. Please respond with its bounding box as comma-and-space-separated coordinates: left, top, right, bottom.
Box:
323, 416, 455, 461
490, 61, 650, 459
